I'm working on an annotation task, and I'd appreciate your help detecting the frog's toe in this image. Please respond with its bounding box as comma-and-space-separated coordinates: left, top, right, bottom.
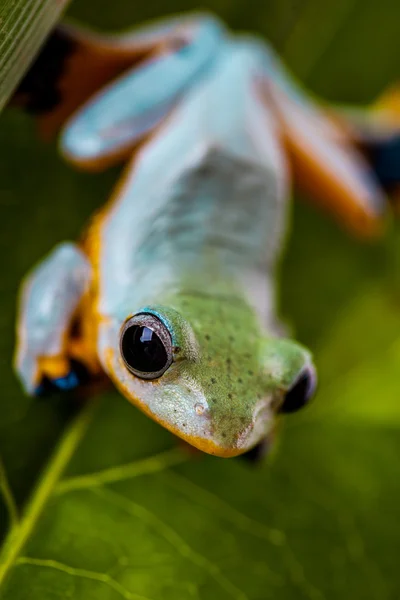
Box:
34, 360, 90, 397
366, 133, 400, 193
34, 378, 58, 397
15, 354, 40, 396
239, 439, 271, 465
35, 371, 79, 396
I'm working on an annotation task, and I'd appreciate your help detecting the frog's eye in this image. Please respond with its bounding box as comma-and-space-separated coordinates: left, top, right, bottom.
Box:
120, 313, 173, 380
279, 365, 317, 413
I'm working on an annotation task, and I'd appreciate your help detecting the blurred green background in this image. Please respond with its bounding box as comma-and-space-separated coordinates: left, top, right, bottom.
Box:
1, 0, 400, 598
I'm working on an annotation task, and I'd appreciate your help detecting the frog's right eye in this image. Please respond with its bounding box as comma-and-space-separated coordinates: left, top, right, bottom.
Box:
120, 313, 173, 380
279, 365, 317, 414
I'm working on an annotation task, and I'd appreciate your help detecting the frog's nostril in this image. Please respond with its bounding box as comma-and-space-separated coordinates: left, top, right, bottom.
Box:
194, 402, 205, 415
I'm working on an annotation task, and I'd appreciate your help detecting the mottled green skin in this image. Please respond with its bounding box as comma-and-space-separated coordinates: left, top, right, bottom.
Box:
157, 293, 311, 450
103, 284, 313, 455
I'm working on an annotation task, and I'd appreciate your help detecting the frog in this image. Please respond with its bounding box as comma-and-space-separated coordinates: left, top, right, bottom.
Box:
13, 13, 400, 458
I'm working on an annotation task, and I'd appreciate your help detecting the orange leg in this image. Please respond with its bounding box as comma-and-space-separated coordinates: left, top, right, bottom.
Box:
10, 20, 184, 138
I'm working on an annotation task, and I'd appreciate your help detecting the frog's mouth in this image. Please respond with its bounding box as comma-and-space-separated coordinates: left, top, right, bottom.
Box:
212, 398, 274, 456
171, 401, 272, 457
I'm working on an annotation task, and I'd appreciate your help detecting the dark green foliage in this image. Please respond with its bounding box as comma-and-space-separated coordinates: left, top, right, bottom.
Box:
0, 1, 400, 597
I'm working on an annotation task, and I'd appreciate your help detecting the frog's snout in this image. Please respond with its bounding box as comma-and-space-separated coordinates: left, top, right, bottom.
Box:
208, 397, 273, 456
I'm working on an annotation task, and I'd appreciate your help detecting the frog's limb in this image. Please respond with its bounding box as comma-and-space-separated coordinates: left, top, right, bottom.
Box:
11, 24, 152, 137
12, 14, 223, 142
59, 15, 224, 171
15, 243, 95, 396
239, 437, 272, 464
334, 86, 400, 202
250, 39, 387, 237
273, 89, 387, 237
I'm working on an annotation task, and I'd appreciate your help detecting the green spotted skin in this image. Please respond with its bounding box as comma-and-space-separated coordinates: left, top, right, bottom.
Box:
153, 294, 312, 451
101, 283, 313, 456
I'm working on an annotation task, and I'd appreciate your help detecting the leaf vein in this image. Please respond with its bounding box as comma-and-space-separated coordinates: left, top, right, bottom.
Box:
16, 557, 154, 600
55, 447, 187, 495
0, 456, 18, 529
163, 473, 325, 600
0, 402, 96, 589
93, 487, 249, 600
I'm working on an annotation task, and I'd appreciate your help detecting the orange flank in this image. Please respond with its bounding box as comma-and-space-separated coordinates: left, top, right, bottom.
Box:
75, 215, 104, 374
260, 81, 386, 238
37, 355, 70, 380
285, 132, 385, 238
66, 335, 102, 375
76, 154, 141, 375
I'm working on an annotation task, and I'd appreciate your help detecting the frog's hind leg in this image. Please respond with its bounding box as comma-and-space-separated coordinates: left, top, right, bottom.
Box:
11, 14, 224, 151
364, 134, 400, 198
253, 40, 388, 237
11, 23, 152, 137
338, 85, 400, 207
15, 243, 101, 396
59, 15, 224, 172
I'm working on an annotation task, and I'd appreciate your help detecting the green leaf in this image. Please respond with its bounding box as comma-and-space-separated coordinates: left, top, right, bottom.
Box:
1, 349, 400, 599
1, 0, 400, 598
0, 0, 71, 111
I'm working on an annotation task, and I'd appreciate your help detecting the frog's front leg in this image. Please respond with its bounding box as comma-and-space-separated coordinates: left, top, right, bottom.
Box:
15, 243, 96, 396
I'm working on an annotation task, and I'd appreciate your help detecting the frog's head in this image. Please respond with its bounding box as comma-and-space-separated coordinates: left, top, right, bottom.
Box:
106, 295, 316, 457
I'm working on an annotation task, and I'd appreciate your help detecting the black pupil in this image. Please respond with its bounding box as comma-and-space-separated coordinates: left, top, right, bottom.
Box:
280, 370, 315, 414
121, 325, 168, 374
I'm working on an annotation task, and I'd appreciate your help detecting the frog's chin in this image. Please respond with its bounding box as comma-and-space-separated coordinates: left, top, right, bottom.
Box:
175, 417, 270, 457
183, 430, 268, 458
183, 437, 251, 458
137, 397, 271, 459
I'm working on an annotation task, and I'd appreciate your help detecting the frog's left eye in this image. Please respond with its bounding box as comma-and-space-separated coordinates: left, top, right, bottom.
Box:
279, 365, 317, 413
120, 313, 173, 380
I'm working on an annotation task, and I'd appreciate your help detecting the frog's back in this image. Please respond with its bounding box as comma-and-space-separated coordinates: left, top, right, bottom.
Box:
97, 41, 289, 319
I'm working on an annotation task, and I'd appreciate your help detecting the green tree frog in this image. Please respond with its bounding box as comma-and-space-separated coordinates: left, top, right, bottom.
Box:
13, 13, 400, 458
